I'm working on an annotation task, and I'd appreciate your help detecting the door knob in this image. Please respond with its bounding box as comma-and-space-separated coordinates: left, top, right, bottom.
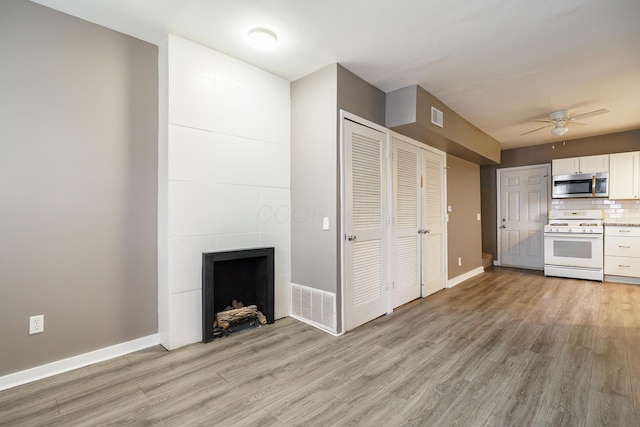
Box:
347, 234, 357, 241
425, 229, 430, 234
500, 225, 506, 229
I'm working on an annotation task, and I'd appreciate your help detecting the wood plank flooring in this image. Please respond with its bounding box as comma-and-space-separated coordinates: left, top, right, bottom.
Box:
2, 267, 639, 426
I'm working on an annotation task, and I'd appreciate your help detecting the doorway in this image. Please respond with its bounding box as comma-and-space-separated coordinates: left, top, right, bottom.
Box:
496, 164, 550, 269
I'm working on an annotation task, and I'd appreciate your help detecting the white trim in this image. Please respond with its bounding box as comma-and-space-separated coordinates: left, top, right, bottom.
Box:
0, 334, 160, 391
390, 130, 446, 157
447, 267, 484, 288
289, 314, 343, 337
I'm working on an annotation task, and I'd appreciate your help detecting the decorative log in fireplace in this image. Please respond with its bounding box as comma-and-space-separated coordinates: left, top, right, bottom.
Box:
202, 247, 274, 342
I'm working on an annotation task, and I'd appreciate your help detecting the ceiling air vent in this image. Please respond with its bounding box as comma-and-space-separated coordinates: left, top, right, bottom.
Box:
431, 106, 443, 128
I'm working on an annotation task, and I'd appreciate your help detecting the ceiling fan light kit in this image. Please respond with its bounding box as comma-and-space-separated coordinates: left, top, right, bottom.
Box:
551, 122, 569, 136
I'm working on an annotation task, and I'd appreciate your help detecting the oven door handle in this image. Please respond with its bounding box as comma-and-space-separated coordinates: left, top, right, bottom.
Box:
544, 232, 603, 238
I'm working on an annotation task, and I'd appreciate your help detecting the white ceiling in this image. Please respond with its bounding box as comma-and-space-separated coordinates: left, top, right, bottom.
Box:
32, 0, 640, 149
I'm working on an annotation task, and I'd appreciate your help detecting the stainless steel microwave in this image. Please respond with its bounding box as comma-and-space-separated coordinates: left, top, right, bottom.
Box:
552, 172, 608, 198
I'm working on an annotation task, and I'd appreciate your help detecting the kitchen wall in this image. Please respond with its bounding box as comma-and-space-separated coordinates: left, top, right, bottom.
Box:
446, 155, 483, 279
0, 0, 158, 377
481, 129, 640, 258
158, 35, 291, 349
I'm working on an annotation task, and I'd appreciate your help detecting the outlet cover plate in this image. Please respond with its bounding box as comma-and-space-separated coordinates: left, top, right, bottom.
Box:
29, 314, 44, 334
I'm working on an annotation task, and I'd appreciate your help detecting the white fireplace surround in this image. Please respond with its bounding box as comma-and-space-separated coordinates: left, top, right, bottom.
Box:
158, 35, 292, 350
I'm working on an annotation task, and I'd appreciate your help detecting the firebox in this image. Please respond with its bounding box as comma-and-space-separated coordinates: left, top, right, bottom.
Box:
202, 247, 274, 342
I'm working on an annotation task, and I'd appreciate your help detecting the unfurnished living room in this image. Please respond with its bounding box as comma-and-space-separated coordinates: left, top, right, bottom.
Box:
1, 1, 640, 426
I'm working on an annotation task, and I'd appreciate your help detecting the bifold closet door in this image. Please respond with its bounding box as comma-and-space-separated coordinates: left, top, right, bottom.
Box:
343, 119, 388, 331
422, 149, 446, 296
391, 138, 421, 308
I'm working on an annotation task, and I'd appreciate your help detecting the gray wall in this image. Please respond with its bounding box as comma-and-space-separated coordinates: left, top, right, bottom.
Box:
291, 64, 338, 294
337, 64, 386, 126
291, 63, 386, 332
480, 129, 640, 258
0, 0, 158, 376
447, 155, 483, 278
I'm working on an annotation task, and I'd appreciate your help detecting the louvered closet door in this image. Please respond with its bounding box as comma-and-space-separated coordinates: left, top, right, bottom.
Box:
391, 138, 421, 308
422, 149, 446, 296
343, 119, 388, 331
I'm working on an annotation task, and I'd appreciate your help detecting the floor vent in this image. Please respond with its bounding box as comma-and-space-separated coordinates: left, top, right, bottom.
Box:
290, 283, 336, 334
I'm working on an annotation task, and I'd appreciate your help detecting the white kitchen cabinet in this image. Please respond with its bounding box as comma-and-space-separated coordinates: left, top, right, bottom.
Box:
609, 151, 640, 199
552, 154, 609, 175
605, 226, 640, 280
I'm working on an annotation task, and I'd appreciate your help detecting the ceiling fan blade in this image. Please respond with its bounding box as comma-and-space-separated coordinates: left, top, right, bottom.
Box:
566, 121, 587, 126
571, 108, 609, 120
532, 119, 553, 124
520, 124, 552, 136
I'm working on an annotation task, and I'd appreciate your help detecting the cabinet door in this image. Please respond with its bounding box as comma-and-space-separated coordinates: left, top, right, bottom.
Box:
609, 152, 640, 199
552, 158, 579, 175
343, 119, 389, 331
391, 137, 421, 308
580, 154, 609, 173
422, 149, 446, 296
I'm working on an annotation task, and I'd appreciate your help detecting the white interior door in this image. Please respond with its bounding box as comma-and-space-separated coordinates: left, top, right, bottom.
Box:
422, 149, 446, 296
498, 165, 549, 269
391, 137, 421, 308
343, 119, 388, 331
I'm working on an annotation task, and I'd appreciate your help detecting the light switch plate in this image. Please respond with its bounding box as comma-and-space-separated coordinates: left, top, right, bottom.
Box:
447, 206, 452, 212
477, 213, 481, 220
322, 217, 330, 231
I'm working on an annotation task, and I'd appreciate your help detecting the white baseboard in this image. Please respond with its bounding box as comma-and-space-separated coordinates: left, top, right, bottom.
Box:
447, 267, 485, 288
289, 314, 343, 337
0, 334, 160, 392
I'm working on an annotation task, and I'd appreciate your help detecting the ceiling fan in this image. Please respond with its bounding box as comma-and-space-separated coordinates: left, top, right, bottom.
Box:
521, 108, 609, 136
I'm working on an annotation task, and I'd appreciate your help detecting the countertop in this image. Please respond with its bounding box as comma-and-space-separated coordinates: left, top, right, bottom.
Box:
604, 223, 640, 227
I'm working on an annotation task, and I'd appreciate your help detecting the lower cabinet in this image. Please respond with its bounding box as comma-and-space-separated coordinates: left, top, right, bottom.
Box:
604, 226, 640, 280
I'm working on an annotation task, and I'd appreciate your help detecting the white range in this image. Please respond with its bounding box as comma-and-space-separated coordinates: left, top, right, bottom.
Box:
543, 209, 604, 281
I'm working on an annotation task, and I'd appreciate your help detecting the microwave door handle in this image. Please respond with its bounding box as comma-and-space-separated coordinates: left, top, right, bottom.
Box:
592, 175, 596, 196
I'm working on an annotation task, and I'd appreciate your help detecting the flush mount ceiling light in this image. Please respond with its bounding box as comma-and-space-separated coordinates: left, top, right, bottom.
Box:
247, 28, 278, 51
551, 121, 569, 136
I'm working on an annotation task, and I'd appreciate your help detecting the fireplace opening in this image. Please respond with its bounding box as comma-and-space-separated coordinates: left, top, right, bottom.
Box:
202, 247, 274, 342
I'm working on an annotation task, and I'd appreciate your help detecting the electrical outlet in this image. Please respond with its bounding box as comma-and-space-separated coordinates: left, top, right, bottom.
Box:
29, 315, 44, 335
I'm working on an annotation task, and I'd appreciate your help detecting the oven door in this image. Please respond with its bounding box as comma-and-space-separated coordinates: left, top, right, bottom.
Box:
544, 233, 603, 268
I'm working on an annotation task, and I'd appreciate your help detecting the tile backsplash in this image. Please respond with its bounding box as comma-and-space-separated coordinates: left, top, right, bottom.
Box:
551, 198, 640, 223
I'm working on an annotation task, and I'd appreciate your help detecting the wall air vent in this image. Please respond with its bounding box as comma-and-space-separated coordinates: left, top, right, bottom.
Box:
431, 106, 443, 127
290, 283, 336, 334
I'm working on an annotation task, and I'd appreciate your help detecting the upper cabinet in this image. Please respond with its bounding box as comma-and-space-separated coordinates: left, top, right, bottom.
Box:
609, 151, 640, 199
552, 154, 610, 175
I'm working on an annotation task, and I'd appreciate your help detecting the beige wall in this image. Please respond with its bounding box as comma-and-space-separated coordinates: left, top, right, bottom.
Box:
0, 1, 158, 376
481, 129, 640, 257
447, 155, 483, 278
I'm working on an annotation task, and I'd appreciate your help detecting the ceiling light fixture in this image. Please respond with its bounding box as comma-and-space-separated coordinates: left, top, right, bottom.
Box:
247, 28, 278, 51
551, 122, 569, 136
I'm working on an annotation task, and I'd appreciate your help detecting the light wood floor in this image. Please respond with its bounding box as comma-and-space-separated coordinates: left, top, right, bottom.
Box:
2, 267, 640, 426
